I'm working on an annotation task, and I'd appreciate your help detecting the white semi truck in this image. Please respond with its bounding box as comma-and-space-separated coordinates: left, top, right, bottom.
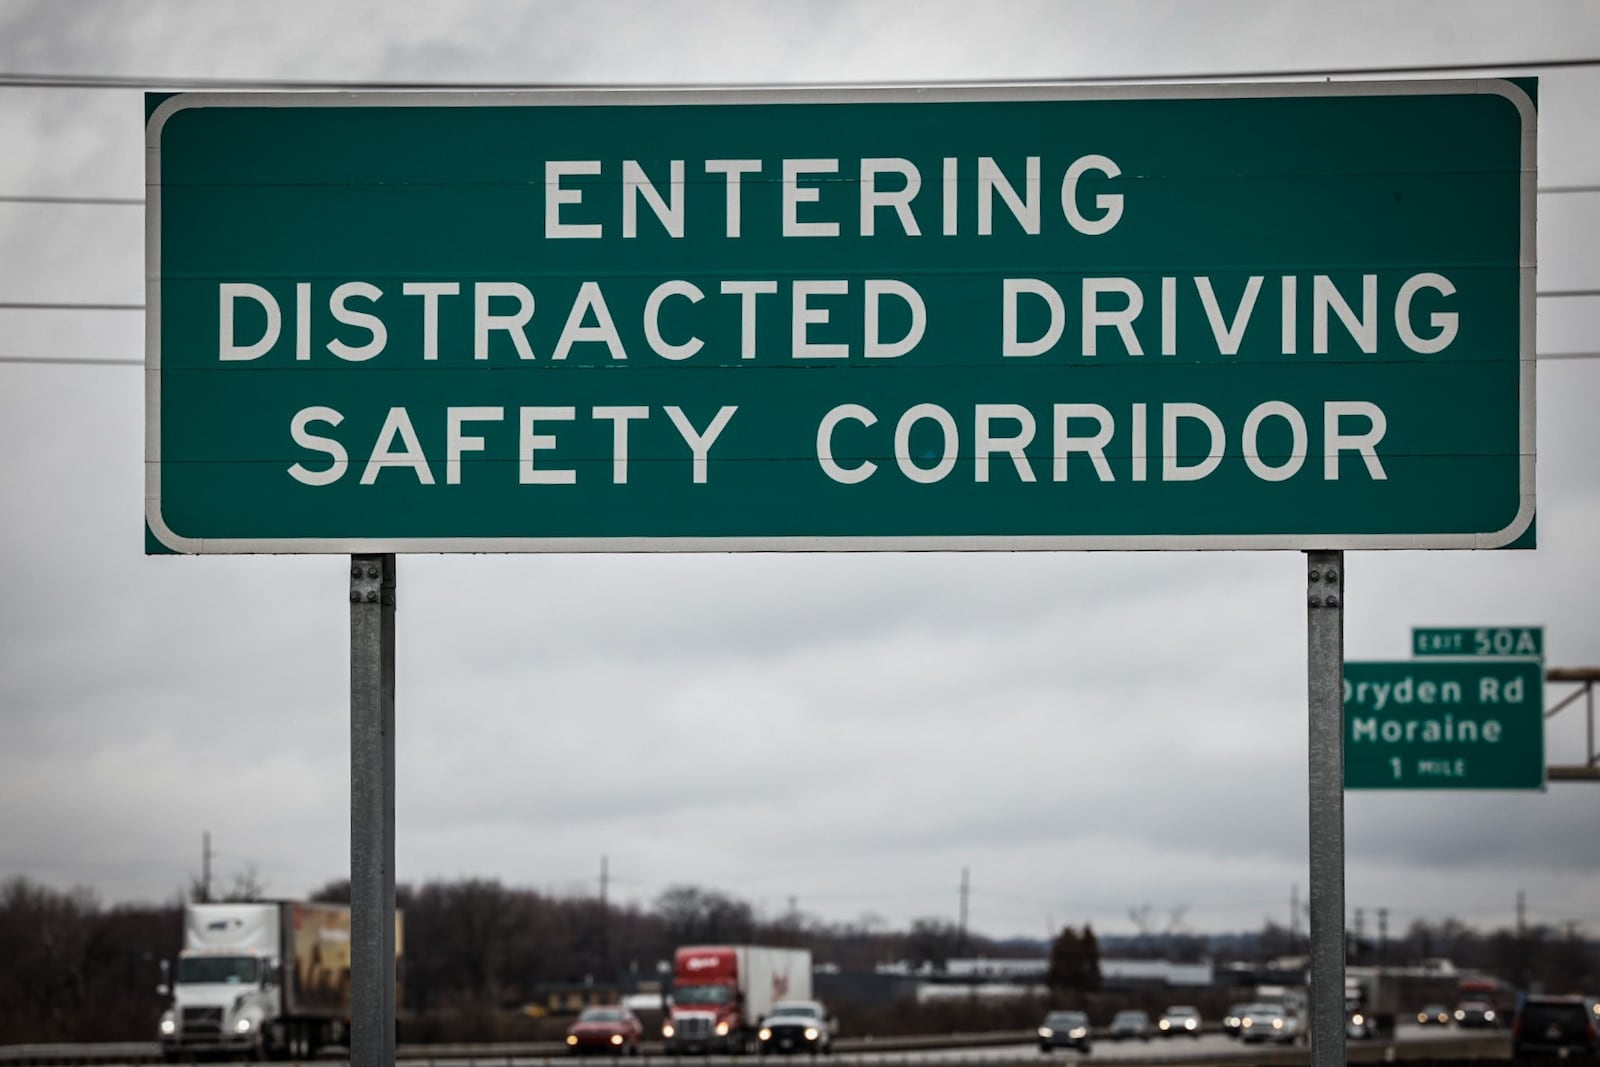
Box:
158, 901, 400, 1061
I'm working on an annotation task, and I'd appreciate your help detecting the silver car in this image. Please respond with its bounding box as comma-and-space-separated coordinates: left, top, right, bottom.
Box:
1238, 1004, 1299, 1045
1158, 1006, 1201, 1038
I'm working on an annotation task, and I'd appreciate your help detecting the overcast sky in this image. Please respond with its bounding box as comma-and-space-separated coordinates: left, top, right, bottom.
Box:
2, 0, 1600, 948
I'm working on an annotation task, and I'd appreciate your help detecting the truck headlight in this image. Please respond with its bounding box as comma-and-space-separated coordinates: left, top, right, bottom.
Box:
1185, 1019, 1197, 1030
715, 1022, 730, 1036
1038, 1027, 1053, 1038
1351, 1013, 1364, 1026
662, 1023, 675, 1038
567, 1036, 578, 1046
760, 1028, 773, 1041
1485, 1011, 1496, 1022
611, 1034, 624, 1046
160, 1017, 177, 1036
235, 1018, 254, 1034
1273, 1019, 1284, 1030
1069, 1027, 1087, 1039
804, 1027, 819, 1041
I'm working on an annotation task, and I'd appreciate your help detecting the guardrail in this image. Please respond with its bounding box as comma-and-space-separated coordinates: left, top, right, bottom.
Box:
0, 1029, 1513, 1067
0, 1044, 162, 1066
0, 1033, 1030, 1067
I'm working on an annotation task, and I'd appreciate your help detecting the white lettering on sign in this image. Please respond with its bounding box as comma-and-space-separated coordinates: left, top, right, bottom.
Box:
217, 270, 1458, 368
685, 956, 721, 972
997, 272, 1456, 360
532, 155, 1129, 241
1476, 628, 1541, 656
1344, 674, 1465, 712
1414, 628, 1542, 656
287, 405, 739, 487
1417, 758, 1468, 777
209, 145, 1481, 512
812, 400, 1388, 486
1350, 715, 1502, 744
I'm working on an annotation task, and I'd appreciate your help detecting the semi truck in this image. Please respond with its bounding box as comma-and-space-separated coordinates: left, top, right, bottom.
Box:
663, 945, 812, 1055
1455, 975, 1516, 1028
157, 901, 402, 1061
1346, 971, 1399, 1039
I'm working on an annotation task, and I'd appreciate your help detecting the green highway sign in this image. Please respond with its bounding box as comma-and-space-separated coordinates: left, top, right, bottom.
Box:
145, 82, 1536, 554
1344, 660, 1545, 790
1413, 626, 1543, 658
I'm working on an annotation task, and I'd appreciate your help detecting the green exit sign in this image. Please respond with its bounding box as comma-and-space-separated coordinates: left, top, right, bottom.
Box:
1344, 660, 1544, 790
1413, 626, 1543, 658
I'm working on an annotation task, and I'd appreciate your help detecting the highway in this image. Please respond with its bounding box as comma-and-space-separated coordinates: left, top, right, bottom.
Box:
0, 1025, 1510, 1067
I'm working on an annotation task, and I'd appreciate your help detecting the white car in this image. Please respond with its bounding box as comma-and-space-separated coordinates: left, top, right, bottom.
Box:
758, 1000, 836, 1056
1158, 1006, 1202, 1038
1238, 1004, 1300, 1045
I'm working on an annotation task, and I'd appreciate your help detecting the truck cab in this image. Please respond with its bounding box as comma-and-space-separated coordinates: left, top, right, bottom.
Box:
159, 949, 280, 1060
664, 949, 745, 1054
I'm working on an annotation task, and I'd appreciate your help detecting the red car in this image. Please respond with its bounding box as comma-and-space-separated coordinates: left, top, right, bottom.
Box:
566, 1005, 643, 1056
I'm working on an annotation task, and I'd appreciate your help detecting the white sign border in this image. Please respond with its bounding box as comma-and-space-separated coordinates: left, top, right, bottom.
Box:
145, 79, 1537, 554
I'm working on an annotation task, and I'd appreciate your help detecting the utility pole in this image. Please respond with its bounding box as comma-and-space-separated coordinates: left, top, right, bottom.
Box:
1376, 908, 1389, 967
201, 830, 212, 902
598, 855, 611, 981
1290, 885, 1300, 954
1517, 890, 1526, 937
1353, 908, 1366, 964
958, 867, 970, 952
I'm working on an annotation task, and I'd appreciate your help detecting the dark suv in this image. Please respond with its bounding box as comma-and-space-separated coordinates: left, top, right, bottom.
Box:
1513, 996, 1598, 1058
1038, 1010, 1092, 1054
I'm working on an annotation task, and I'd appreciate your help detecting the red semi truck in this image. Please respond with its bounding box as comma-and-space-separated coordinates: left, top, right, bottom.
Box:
1456, 975, 1516, 1028
662, 945, 812, 1055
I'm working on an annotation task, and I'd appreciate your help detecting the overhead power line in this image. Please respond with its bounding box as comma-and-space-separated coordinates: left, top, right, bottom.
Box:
0, 301, 142, 311
0, 56, 1597, 92
0, 355, 142, 366
0, 193, 143, 205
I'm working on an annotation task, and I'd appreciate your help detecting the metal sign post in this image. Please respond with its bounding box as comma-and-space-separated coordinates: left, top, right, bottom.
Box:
350, 555, 396, 1067
1306, 552, 1345, 1066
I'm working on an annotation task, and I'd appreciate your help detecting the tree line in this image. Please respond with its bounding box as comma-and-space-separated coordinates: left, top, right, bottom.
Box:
0, 872, 1593, 1045
0, 874, 1019, 1043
